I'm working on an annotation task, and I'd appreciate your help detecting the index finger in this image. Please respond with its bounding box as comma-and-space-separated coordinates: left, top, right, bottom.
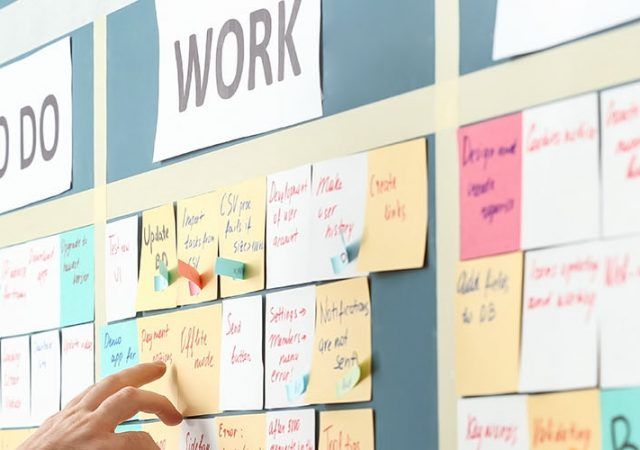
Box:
80, 362, 167, 410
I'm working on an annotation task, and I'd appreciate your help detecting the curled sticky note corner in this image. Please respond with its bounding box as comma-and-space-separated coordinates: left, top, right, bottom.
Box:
331, 233, 361, 275
336, 365, 361, 397
286, 373, 309, 402
178, 259, 203, 296
216, 257, 245, 280
153, 260, 169, 292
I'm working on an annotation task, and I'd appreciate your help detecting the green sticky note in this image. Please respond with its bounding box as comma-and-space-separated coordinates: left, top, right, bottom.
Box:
216, 257, 245, 280
154, 260, 169, 291
601, 388, 640, 450
336, 365, 361, 397
60, 225, 95, 327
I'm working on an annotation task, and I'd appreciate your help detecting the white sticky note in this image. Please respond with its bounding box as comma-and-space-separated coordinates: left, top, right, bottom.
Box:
521, 94, 600, 250
310, 153, 368, 281
180, 418, 216, 450
519, 242, 602, 392
493, 0, 640, 59
61, 323, 95, 407
601, 81, 640, 238
105, 216, 139, 322
266, 165, 313, 289
220, 295, 264, 411
457, 395, 529, 450
1, 335, 31, 427
266, 409, 315, 449
265, 286, 315, 409
31, 330, 61, 425
153, 0, 323, 162
0, 37, 72, 214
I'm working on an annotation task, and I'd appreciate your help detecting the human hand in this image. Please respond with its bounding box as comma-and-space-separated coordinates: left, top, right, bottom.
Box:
18, 362, 182, 450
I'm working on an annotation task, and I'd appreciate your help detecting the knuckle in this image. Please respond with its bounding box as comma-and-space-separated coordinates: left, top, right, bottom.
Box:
117, 386, 139, 400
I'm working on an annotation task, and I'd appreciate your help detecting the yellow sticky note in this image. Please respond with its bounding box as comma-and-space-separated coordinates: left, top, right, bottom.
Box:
216, 177, 266, 297
215, 413, 266, 450
319, 409, 375, 450
1, 429, 36, 450
173, 304, 222, 416
176, 192, 219, 305
137, 204, 178, 311
307, 277, 372, 404
528, 390, 601, 450
137, 313, 179, 416
142, 421, 180, 450
455, 252, 523, 396
358, 139, 428, 272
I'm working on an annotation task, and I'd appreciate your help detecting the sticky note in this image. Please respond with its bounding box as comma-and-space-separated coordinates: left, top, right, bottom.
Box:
115, 423, 142, 433
457, 395, 529, 450
180, 418, 216, 450
216, 257, 245, 280
142, 420, 180, 450
319, 409, 375, 450
1, 336, 31, 427
455, 252, 523, 396
215, 414, 266, 450
219, 295, 264, 411
100, 319, 139, 379
105, 216, 139, 322
216, 177, 266, 297
266, 409, 315, 450
137, 204, 178, 311
519, 242, 602, 393
266, 165, 313, 289
176, 192, 218, 305
31, 330, 61, 425
173, 304, 222, 416
265, 286, 316, 409
178, 259, 202, 291
1, 429, 35, 450
311, 153, 368, 281
528, 390, 601, 450
307, 277, 372, 405
61, 323, 94, 407
359, 138, 429, 271
601, 388, 640, 450
458, 113, 522, 260
601, 81, 640, 237
60, 225, 95, 327
521, 93, 600, 250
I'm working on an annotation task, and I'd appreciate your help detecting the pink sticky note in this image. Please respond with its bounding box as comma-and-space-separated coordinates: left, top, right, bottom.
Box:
458, 113, 522, 260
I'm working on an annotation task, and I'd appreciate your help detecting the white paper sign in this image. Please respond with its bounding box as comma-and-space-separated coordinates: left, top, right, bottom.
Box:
266, 165, 313, 289
1, 336, 31, 427
519, 242, 602, 392
219, 295, 264, 411
521, 94, 600, 250
154, 0, 322, 162
0, 235, 61, 337
266, 409, 315, 450
601, 81, 640, 237
493, 0, 640, 59
265, 286, 315, 409
180, 418, 216, 450
31, 330, 61, 425
0, 37, 72, 213
105, 216, 139, 322
310, 153, 368, 281
61, 323, 95, 407
457, 395, 529, 450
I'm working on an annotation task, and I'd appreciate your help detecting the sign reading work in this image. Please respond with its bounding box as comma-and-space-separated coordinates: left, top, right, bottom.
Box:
0, 37, 72, 214
154, 0, 323, 162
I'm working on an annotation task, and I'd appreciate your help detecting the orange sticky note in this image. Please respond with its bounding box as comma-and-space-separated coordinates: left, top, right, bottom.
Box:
358, 139, 428, 272
455, 252, 523, 396
178, 260, 202, 288
319, 409, 375, 450
142, 421, 180, 450
306, 277, 372, 404
528, 390, 601, 450
137, 204, 178, 311
215, 413, 266, 450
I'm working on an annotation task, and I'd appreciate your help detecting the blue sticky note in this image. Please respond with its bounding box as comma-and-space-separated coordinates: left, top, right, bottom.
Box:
154, 260, 169, 291
100, 320, 139, 379
286, 373, 309, 402
601, 388, 640, 450
216, 257, 245, 280
60, 226, 95, 327
116, 423, 142, 433
336, 365, 361, 397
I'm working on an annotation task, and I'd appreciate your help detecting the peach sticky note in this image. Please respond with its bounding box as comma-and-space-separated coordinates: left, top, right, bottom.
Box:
142, 420, 180, 450
528, 390, 601, 450
306, 277, 372, 405
176, 192, 219, 305
216, 177, 266, 297
173, 304, 222, 416
358, 138, 428, 272
458, 113, 522, 260
455, 252, 523, 396
137, 204, 178, 311
319, 409, 375, 450
1, 429, 36, 450
215, 413, 266, 450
